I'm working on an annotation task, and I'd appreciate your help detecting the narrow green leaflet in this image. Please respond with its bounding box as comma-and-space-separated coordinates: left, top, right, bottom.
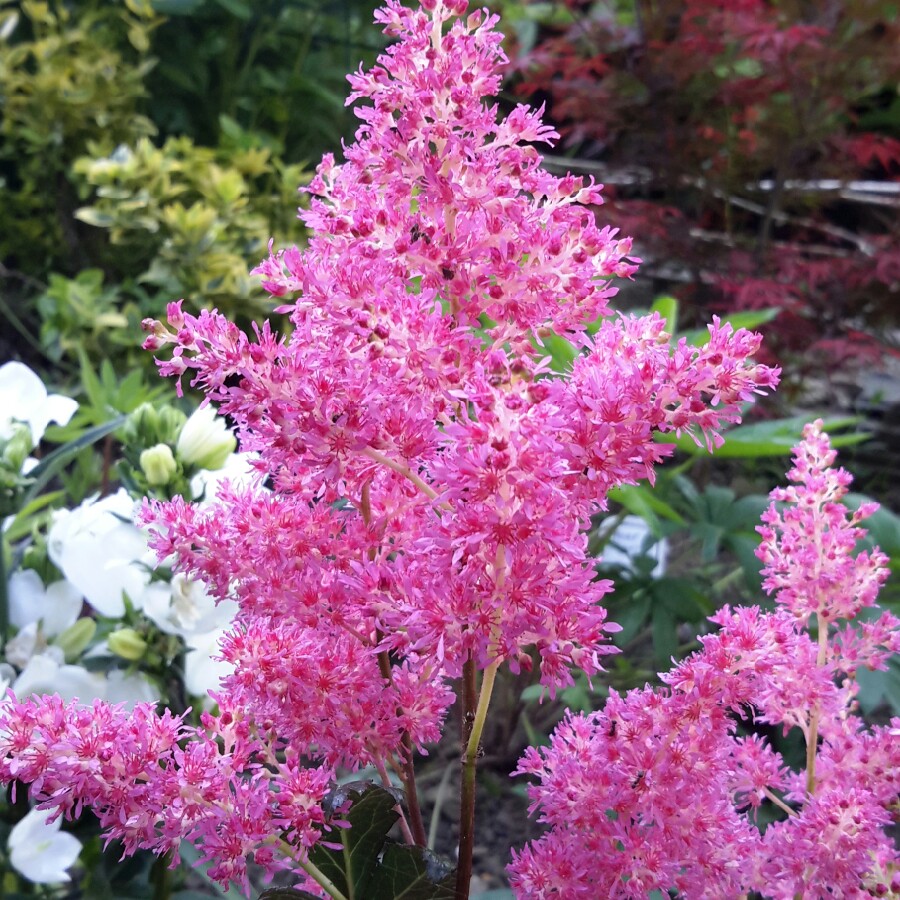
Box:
21, 414, 127, 506
650, 295, 678, 333
658, 415, 865, 458
681, 307, 780, 346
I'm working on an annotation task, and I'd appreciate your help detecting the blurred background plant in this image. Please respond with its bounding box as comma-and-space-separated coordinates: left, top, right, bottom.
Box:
0, 0, 383, 380
502, 0, 900, 398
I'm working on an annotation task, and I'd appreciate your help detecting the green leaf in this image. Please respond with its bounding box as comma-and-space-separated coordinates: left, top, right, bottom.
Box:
308, 784, 400, 896
650, 295, 678, 333
539, 333, 577, 372
212, 0, 252, 19
651, 604, 678, 666
304, 785, 458, 899
659, 415, 865, 458
845, 492, 900, 558
74, 207, 116, 228
856, 657, 900, 716
365, 843, 456, 899
3, 489, 65, 543
151, 0, 205, 13
681, 308, 780, 346
519, 683, 545, 703
610, 591, 651, 646
654, 578, 708, 622
608, 484, 686, 530
21, 415, 127, 506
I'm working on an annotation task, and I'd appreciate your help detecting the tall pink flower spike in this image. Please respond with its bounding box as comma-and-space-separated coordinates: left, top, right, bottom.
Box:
2, 1, 778, 894
510, 421, 900, 898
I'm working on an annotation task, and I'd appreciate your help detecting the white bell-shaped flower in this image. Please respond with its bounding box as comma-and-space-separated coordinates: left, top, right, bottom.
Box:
48, 489, 151, 617
8, 807, 82, 884
0, 361, 78, 447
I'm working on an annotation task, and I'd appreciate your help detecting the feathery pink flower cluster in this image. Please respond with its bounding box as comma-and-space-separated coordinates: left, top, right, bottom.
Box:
1, 0, 778, 893
510, 421, 900, 899
0, 696, 335, 895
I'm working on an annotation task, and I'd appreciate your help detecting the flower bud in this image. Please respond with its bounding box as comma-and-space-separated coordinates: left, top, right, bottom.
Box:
140, 443, 177, 486
108, 628, 147, 661
1, 423, 34, 473
176, 405, 236, 471
54, 617, 97, 663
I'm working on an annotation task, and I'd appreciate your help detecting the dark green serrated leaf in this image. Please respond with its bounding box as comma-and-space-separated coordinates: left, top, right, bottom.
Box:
308, 784, 399, 895
365, 843, 456, 899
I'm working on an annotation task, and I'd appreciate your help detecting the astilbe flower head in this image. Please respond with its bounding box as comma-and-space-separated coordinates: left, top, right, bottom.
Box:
510, 423, 900, 898
142, 0, 776, 691
0, 696, 337, 894
1, 0, 778, 894
757, 419, 891, 626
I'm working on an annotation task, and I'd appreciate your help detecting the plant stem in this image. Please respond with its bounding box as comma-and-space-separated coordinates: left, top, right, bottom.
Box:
400, 732, 428, 846
150, 849, 172, 900
427, 762, 454, 850
362, 448, 440, 502
461, 657, 477, 746
454, 658, 500, 899
302, 857, 350, 900
374, 755, 415, 845
376, 647, 428, 846
763, 786, 796, 819
805, 617, 829, 794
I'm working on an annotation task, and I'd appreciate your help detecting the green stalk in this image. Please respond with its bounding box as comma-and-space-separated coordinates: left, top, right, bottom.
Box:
302, 857, 349, 900
454, 658, 500, 899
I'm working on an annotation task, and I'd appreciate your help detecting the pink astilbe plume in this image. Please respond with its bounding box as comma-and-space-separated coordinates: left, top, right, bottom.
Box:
1, 0, 778, 894
510, 422, 900, 899
141, 0, 777, 688
0, 697, 336, 894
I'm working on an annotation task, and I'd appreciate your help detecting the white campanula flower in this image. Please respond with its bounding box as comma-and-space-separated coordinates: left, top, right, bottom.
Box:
7, 569, 82, 638
0, 361, 78, 448
189, 450, 260, 500
105, 669, 158, 707
48, 489, 152, 617
12, 651, 105, 703
141, 574, 237, 638
8, 807, 82, 884
184, 626, 232, 698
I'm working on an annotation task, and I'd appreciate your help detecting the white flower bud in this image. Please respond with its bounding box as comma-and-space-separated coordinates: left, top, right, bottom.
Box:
176, 405, 236, 471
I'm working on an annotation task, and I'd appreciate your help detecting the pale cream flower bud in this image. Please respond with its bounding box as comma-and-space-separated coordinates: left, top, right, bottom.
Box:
108, 628, 147, 661
139, 443, 177, 486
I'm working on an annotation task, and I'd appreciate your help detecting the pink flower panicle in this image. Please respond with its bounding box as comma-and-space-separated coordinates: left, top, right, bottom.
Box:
757, 418, 891, 626
0, 695, 336, 894
140, 0, 777, 688
5, 0, 780, 893
510, 424, 900, 898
